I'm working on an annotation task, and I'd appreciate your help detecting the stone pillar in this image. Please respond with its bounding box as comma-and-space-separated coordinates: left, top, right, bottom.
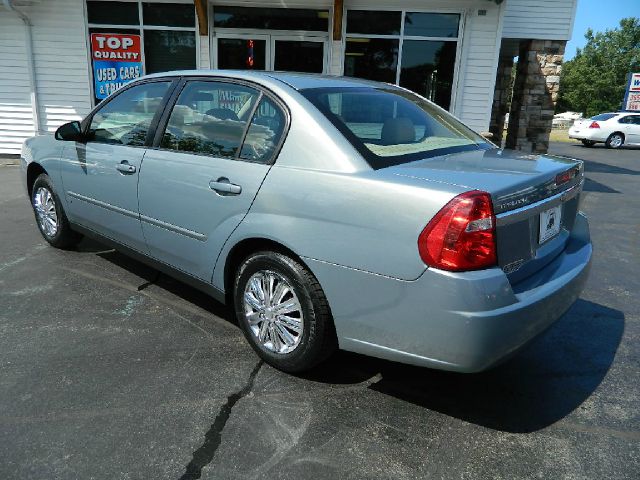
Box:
489, 55, 515, 145
505, 40, 566, 154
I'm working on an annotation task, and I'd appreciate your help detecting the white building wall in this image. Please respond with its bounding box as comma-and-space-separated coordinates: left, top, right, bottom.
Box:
1, 0, 92, 155
199, 35, 211, 69
0, 12, 34, 154
502, 0, 578, 40
455, 2, 504, 132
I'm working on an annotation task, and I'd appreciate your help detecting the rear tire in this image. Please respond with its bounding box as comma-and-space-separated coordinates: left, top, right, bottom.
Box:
581, 139, 596, 147
31, 174, 81, 249
233, 251, 337, 373
605, 132, 624, 149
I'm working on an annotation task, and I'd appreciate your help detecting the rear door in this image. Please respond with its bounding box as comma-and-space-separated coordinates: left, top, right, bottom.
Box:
60, 80, 174, 252
137, 78, 287, 281
623, 115, 640, 143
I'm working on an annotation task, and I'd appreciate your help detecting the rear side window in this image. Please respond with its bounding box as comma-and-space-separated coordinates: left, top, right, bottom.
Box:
591, 113, 617, 121
240, 97, 286, 164
160, 81, 260, 158
302, 87, 489, 168
88, 81, 171, 146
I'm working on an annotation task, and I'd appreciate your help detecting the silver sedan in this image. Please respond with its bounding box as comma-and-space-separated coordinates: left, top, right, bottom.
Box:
21, 71, 592, 373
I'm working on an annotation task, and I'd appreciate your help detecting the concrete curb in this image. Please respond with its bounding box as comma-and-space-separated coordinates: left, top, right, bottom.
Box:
1, 156, 20, 166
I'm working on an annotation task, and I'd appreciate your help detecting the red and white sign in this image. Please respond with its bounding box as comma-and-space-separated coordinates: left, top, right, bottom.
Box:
90, 33, 142, 99
91, 33, 141, 62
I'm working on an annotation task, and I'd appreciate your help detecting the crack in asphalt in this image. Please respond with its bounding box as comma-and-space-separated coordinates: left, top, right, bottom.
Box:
178, 360, 263, 480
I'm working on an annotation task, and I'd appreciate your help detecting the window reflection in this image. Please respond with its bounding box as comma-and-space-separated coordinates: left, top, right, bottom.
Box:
161, 81, 260, 158
241, 98, 286, 164
399, 41, 456, 110
344, 38, 399, 84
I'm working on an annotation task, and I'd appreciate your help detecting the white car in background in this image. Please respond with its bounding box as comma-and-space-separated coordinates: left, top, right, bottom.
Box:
569, 112, 640, 148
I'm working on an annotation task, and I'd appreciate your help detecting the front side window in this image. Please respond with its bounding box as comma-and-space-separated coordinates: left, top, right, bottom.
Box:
302, 87, 489, 168
88, 81, 171, 146
161, 81, 260, 158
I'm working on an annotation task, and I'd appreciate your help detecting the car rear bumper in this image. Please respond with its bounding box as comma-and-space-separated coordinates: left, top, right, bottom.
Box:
305, 213, 592, 372
568, 128, 605, 141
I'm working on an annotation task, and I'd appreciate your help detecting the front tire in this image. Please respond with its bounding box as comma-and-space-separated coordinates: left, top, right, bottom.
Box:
31, 173, 81, 248
233, 251, 337, 373
581, 139, 596, 147
605, 132, 624, 149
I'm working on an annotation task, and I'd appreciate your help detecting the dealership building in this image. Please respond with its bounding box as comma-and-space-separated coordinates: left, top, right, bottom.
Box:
1, 0, 577, 155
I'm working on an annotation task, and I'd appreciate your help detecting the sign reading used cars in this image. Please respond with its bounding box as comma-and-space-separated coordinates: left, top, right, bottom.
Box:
623, 72, 640, 111
91, 33, 142, 100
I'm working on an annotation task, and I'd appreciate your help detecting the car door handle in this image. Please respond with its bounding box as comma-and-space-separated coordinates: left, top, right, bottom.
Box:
209, 178, 242, 195
116, 161, 136, 174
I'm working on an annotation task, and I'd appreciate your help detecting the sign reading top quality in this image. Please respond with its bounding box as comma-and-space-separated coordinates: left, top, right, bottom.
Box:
91, 33, 142, 100
623, 72, 640, 111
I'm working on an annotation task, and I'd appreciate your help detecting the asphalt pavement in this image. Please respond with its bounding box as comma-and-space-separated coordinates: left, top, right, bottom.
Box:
0, 141, 638, 479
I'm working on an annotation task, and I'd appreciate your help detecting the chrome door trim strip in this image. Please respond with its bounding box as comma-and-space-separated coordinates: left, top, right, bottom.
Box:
139, 214, 207, 242
67, 191, 139, 219
495, 180, 583, 227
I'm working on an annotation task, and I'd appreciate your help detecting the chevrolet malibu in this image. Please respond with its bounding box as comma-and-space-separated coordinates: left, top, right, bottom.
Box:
21, 71, 592, 373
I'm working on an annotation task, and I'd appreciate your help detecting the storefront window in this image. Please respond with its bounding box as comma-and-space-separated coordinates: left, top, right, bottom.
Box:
346, 10, 401, 35
142, 2, 195, 27
213, 6, 329, 32
87, 1, 139, 25
403, 13, 460, 38
86, 1, 196, 104
344, 38, 399, 84
144, 30, 196, 74
344, 10, 461, 111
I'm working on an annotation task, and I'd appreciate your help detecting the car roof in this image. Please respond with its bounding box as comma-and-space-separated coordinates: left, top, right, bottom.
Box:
143, 70, 393, 91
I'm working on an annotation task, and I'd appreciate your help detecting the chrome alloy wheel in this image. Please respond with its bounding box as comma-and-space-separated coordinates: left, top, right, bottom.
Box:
33, 187, 58, 238
610, 134, 623, 148
243, 270, 304, 354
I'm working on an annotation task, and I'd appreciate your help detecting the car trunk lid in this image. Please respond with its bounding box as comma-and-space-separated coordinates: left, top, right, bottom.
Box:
386, 148, 584, 283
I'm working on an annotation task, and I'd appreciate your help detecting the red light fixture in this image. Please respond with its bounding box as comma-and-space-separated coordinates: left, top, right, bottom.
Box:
418, 191, 497, 271
589, 121, 600, 129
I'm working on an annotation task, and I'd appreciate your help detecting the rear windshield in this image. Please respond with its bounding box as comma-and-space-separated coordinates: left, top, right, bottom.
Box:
301, 87, 491, 169
590, 113, 617, 121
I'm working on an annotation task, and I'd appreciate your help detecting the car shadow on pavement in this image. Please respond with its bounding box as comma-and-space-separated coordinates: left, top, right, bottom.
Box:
304, 299, 624, 433
81, 240, 623, 434
82, 240, 234, 323
581, 159, 640, 176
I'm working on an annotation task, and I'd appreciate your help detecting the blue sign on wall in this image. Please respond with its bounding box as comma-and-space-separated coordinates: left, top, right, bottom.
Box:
93, 60, 142, 99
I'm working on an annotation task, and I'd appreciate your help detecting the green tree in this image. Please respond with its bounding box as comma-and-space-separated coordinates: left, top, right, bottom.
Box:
557, 17, 640, 117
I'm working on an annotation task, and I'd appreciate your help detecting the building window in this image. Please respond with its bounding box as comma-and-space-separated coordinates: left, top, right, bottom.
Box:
344, 10, 461, 111
86, 1, 196, 104
213, 6, 329, 32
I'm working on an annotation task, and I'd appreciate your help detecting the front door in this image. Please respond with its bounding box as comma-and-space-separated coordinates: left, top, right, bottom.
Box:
137, 79, 287, 282
60, 80, 173, 252
216, 34, 327, 73
271, 36, 326, 73
216, 35, 269, 71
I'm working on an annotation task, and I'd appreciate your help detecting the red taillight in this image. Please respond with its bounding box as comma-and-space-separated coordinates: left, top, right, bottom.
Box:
418, 190, 497, 271
589, 121, 600, 129
555, 167, 578, 186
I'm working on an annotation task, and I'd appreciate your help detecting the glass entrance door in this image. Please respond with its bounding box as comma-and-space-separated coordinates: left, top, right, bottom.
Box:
216, 35, 269, 70
215, 34, 326, 73
272, 36, 326, 73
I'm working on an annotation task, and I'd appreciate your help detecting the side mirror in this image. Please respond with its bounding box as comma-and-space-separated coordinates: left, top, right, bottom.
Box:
55, 121, 84, 142
480, 131, 494, 141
